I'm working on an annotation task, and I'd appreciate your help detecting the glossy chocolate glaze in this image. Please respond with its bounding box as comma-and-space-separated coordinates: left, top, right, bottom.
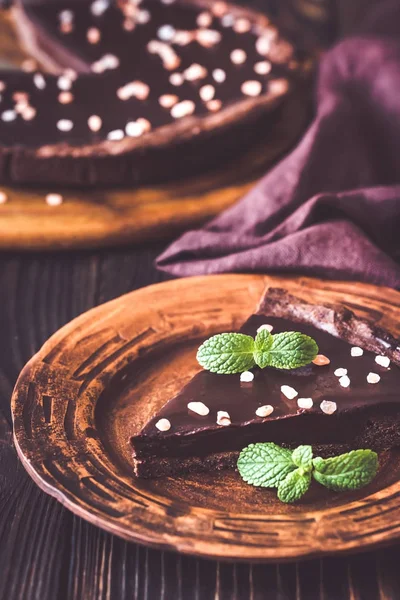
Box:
1, 0, 297, 148
131, 315, 400, 459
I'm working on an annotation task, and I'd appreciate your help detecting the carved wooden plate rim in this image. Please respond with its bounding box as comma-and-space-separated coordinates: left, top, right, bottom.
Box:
11, 274, 400, 561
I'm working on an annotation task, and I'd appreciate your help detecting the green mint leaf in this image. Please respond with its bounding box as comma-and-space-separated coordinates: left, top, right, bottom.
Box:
292, 445, 313, 471
277, 469, 312, 503
237, 443, 297, 488
198, 329, 318, 374
254, 329, 273, 369
266, 332, 319, 369
313, 450, 378, 492
196, 333, 256, 374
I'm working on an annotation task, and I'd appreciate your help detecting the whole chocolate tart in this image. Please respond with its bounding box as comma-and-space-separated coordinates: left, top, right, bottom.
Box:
131, 289, 400, 478
0, 0, 309, 185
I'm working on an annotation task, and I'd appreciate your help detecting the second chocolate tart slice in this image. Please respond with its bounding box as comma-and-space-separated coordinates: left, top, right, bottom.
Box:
131, 289, 400, 478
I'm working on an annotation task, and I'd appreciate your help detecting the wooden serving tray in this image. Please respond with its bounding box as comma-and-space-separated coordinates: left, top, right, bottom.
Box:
11, 274, 400, 561
0, 13, 309, 250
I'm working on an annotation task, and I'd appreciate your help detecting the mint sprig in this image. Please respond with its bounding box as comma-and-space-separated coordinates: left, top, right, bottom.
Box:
262, 332, 319, 370
237, 443, 296, 488
292, 445, 313, 471
253, 329, 273, 369
196, 333, 256, 375
278, 469, 312, 503
237, 443, 378, 503
313, 450, 378, 491
197, 330, 318, 374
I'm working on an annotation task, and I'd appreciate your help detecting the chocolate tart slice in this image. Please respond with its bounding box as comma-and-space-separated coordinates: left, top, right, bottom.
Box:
0, 0, 309, 186
131, 288, 400, 478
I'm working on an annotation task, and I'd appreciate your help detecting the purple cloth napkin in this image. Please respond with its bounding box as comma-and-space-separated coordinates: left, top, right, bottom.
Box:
157, 1, 400, 289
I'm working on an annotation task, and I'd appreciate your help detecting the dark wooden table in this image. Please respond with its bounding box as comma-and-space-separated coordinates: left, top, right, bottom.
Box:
0, 245, 400, 600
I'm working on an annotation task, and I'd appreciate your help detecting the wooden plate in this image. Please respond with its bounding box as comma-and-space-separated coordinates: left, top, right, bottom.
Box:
0, 13, 309, 250
12, 274, 400, 561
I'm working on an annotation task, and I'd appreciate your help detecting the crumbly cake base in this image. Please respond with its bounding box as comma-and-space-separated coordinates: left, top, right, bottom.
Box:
133, 414, 400, 478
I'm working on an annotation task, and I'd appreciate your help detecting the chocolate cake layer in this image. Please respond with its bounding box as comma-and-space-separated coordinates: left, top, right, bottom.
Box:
0, 0, 308, 185
131, 290, 400, 478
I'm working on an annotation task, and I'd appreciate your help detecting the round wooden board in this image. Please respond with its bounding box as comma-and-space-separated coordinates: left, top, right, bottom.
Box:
11, 273, 400, 561
0, 13, 310, 250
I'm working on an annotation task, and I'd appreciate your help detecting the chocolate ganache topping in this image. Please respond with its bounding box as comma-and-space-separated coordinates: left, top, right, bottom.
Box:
134, 314, 400, 451
0, 0, 308, 185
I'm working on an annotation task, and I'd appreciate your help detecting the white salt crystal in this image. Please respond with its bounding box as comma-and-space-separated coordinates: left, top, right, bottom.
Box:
375, 355, 390, 368
334, 368, 347, 377
199, 84, 215, 102
158, 25, 176, 41
155, 418, 171, 431
212, 68, 226, 83
125, 121, 144, 137
255, 405, 274, 418
2, 110, 16, 122
339, 375, 350, 388
281, 385, 298, 400
107, 129, 124, 141
240, 371, 254, 383
88, 115, 102, 132
231, 49, 246, 64
254, 61, 271, 75
351, 346, 364, 357
241, 80, 262, 97
217, 411, 231, 426
297, 397, 313, 409
57, 119, 73, 132
256, 324, 273, 333
33, 73, 46, 90
320, 400, 337, 415
91, 0, 109, 17
188, 401, 209, 416
171, 100, 195, 119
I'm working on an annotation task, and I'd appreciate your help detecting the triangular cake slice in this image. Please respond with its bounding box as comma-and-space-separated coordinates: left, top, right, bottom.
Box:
131, 288, 400, 478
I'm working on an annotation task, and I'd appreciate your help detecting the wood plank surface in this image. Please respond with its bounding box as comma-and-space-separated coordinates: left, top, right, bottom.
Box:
1, 247, 400, 599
